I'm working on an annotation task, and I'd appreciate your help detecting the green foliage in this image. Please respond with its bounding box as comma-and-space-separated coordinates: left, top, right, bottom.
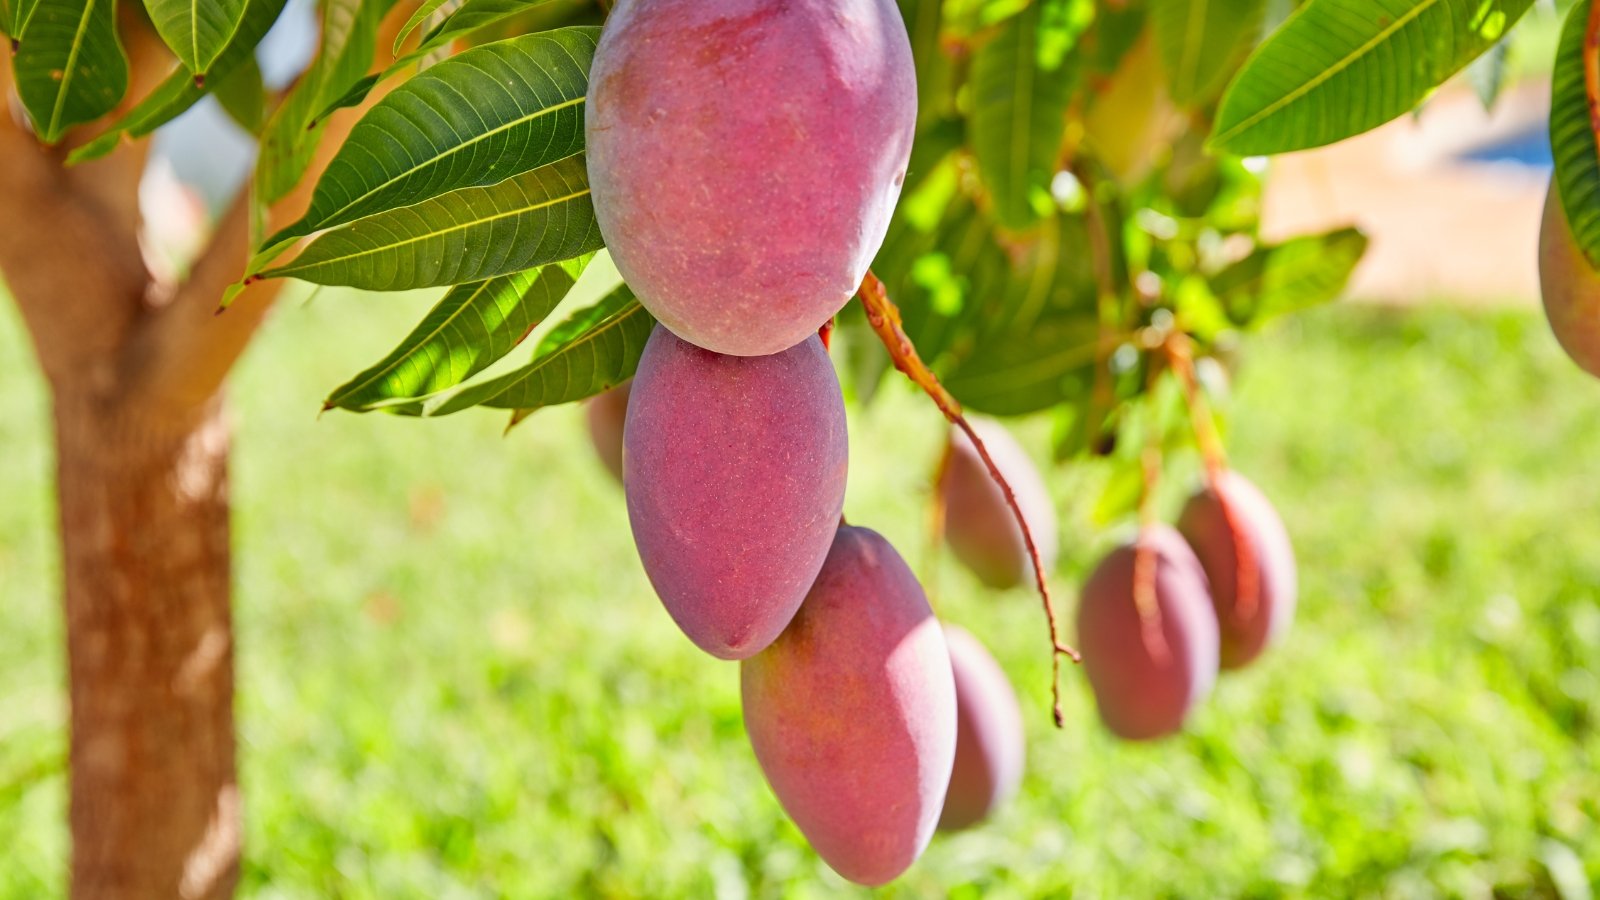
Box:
1211, 227, 1369, 328
325, 256, 594, 413
1211, 0, 1534, 155
1149, 0, 1266, 105
430, 284, 653, 419
256, 0, 400, 206
65, 0, 285, 164
11, 0, 126, 143
0, 0, 41, 39
142, 0, 248, 77
968, 0, 1084, 230
1550, 0, 1600, 270
260, 154, 601, 291
271, 27, 597, 246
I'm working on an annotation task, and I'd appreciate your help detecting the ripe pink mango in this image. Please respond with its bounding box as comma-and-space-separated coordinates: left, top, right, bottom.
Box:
1538, 181, 1600, 379
938, 419, 1059, 590
742, 526, 955, 886
1177, 471, 1297, 669
586, 0, 918, 356
938, 625, 1025, 832
624, 326, 847, 659
1077, 526, 1219, 741
584, 380, 632, 483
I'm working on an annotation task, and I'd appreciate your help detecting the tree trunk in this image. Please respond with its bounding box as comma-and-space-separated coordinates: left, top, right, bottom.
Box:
54, 390, 239, 900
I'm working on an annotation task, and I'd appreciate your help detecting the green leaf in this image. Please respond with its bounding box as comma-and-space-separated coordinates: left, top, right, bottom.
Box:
260, 154, 601, 291
325, 256, 591, 412
1466, 35, 1509, 111
1211, 227, 1368, 326
899, 0, 955, 129
11, 0, 127, 142
967, 0, 1080, 230
936, 213, 1100, 415
1210, 0, 1534, 155
426, 284, 655, 417
66, 0, 285, 164
255, 0, 396, 205
1551, 0, 1600, 269
942, 312, 1100, 415
1150, 0, 1266, 105
393, 0, 454, 53
2, 0, 41, 38
213, 55, 264, 133
143, 0, 248, 77
270, 28, 597, 246
409, 0, 558, 60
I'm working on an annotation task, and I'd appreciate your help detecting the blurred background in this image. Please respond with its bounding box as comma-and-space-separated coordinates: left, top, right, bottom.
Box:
2, 2, 1599, 897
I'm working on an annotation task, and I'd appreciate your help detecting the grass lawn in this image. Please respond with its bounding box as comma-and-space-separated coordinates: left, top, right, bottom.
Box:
1, 291, 1597, 897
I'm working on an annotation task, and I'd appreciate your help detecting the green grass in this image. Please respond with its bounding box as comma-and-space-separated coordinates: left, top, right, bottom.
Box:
1, 294, 1597, 897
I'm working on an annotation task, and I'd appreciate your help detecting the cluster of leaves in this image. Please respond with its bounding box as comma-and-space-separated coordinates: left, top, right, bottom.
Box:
0, 0, 1556, 446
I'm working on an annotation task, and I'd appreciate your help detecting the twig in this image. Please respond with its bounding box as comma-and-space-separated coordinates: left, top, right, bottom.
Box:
856, 271, 1079, 729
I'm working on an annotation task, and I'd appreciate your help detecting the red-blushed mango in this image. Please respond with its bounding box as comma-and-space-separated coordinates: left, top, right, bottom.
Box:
624, 326, 847, 659
938, 625, 1025, 832
1538, 181, 1600, 379
1177, 471, 1297, 670
584, 380, 631, 483
741, 526, 955, 886
938, 419, 1059, 590
1077, 526, 1218, 741
586, 0, 917, 356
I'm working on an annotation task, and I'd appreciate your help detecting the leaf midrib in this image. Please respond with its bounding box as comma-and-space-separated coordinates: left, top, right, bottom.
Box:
1212, 0, 1440, 147
274, 186, 591, 276
464, 302, 644, 409
48, 0, 99, 138
311, 92, 587, 235
331, 277, 503, 406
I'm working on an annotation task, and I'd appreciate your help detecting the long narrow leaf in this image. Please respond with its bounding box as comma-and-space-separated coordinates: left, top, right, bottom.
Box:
968, 0, 1080, 230
143, 0, 248, 76
271, 27, 597, 246
12, 0, 126, 142
326, 256, 591, 412
1210, 0, 1533, 155
425, 285, 654, 417
1150, 0, 1266, 105
67, 0, 285, 164
260, 154, 601, 290
255, 0, 396, 205
1551, 0, 1600, 269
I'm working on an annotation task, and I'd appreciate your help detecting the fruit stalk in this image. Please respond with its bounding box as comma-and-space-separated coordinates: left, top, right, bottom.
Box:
856, 271, 1079, 727
1163, 335, 1260, 621
1134, 444, 1173, 665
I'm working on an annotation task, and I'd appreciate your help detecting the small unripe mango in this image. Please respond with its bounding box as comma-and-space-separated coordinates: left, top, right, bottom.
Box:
938, 625, 1026, 832
1538, 181, 1600, 379
741, 526, 955, 886
584, 380, 631, 483
1177, 471, 1297, 669
938, 420, 1059, 590
1077, 526, 1219, 741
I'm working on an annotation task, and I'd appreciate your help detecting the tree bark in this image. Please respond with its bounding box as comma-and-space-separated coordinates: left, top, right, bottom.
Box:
54, 395, 239, 899
0, 10, 407, 895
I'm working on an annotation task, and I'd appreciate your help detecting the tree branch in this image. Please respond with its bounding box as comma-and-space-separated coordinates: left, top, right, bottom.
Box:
120, 4, 417, 415
0, 58, 150, 385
